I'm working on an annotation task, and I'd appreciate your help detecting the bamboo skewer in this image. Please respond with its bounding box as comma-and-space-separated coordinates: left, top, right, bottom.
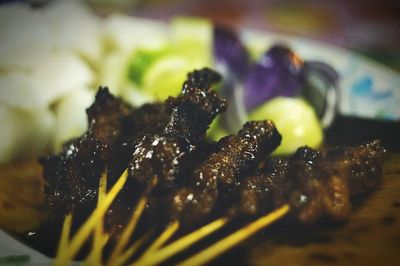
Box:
54, 168, 290, 266
54, 212, 73, 266
135, 218, 227, 266
85, 171, 109, 265
140, 221, 180, 257
54, 169, 128, 265
114, 231, 153, 266
177, 204, 290, 266
66, 169, 128, 260
107, 195, 148, 264
108, 175, 157, 265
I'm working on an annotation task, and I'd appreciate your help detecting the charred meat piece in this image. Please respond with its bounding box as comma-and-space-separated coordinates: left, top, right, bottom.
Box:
41, 87, 133, 216
235, 158, 290, 217
165, 120, 281, 223
128, 103, 169, 137
129, 68, 227, 188
41, 88, 169, 220
108, 102, 170, 182
324, 140, 385, 196
163, 186, 218, 226
288, 146, 351, 223
192, 120, 281, 188
233, 141, 385, 224
290, 141, 385, 223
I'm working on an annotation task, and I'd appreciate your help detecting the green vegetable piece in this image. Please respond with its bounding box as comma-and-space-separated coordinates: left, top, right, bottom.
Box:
127, 48, 167, 86
143, 55, 206, 99
249, 97, 323, 155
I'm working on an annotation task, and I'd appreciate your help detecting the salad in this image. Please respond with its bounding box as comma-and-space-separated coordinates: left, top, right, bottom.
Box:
0, 0, 336, 164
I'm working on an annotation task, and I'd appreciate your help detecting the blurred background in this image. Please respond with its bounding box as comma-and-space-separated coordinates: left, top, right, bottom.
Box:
90, 0, 400, 72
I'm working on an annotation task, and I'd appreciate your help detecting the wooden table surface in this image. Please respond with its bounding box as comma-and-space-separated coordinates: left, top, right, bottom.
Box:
0, 154, 399, 265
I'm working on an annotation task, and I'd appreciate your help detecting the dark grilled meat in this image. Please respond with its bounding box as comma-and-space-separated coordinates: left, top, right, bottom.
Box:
164, 120, 281, 224
129, 68, 227, 188
235, 157, 290, 217
288, 146, 351, 223
290, 141, 385, 223
193, 120, 281, 188
325, 140, 385, 196
41, 87, 169, 221
41, 87, 133, 216
233, 141, 385, 224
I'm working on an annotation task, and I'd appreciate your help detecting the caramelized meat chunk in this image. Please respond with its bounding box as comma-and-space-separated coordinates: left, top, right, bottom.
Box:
325, 140, 385, 196
166, 120, 281, 223
288, 146, 352, 223
41, 87, 169, 220
129, 68, 227, 188
290, 141, 385, 223
41, 87, 133, 215
233, 141, 385, 224
235, 158, 290, 217
193, 120, 281, 188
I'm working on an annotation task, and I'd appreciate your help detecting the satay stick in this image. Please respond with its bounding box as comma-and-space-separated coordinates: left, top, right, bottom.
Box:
54, 212, 73, 266
85, 171, 109, 265
135, 218, 227, 266
178, 204, 290, 266
54, 169, 128, 265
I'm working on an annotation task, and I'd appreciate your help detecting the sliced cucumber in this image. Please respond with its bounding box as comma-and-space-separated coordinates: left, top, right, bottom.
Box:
142, 55, 206, 99
121, 16, 213, 100
127, 47, 169, 86
249, 97, 323, 155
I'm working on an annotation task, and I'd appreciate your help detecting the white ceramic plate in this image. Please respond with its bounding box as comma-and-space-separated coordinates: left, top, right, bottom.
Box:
0, 230, 52, 265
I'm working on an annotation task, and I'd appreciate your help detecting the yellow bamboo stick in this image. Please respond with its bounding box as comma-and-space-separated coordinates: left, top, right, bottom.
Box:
136, 218, 227, 266
84, 234, 109, 266
53, 212, 73, 266
178, 204, 290, 266
107, 195, 148, 264
112, 231, 153, 266
56, 169, 128, 263
140, 221, 179, 258
85, 171, 109, 265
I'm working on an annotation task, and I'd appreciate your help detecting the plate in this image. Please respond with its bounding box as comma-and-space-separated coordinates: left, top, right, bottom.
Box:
0, 230, 52, 265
